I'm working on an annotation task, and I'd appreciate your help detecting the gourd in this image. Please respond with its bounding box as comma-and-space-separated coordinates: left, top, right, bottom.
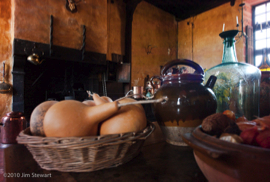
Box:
30, 100, 58, 136
92, 93, 112, 105
82, 100, 96, 106
42, 94, 164, 137
43, 100, 119, 137
100, 98, 147, 135
100, 96, 113, 103
82, 94, 112, 106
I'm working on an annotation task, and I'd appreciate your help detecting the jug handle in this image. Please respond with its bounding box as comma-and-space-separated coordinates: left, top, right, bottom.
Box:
149, 75, 162, 87
205, 75, 217, 89
160, 59, 204, 76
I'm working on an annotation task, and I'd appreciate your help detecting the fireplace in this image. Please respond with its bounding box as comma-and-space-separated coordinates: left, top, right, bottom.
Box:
12, 39, 129, 121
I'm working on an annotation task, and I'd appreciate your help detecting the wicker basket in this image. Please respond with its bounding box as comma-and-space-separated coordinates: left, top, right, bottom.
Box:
16, 122, 155, 172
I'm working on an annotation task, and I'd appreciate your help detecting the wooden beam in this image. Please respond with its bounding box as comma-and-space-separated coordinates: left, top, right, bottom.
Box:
124, 0, 143, 64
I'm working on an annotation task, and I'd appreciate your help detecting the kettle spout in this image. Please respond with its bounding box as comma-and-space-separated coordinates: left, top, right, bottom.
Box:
205, 75, 217, 89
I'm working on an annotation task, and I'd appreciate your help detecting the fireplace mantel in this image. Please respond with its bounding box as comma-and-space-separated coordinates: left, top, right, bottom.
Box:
12, 39, 107, 65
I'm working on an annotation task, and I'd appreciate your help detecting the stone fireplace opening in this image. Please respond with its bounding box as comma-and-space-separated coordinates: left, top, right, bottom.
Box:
12, 39, 128, 121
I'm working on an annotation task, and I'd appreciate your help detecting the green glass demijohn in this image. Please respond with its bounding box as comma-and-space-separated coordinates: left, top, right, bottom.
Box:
205, 30, 261, 120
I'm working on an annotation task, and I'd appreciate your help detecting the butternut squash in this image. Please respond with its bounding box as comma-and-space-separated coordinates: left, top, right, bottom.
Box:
100, 98, 147, 135
43, 100, 119, 137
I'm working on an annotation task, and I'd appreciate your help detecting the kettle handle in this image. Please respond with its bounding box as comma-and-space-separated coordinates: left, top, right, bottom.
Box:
161, 59, 204, 76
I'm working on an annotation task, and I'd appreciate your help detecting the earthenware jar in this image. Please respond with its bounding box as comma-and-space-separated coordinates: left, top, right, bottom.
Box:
152, 59, 217, 146
0, 112, 27, 144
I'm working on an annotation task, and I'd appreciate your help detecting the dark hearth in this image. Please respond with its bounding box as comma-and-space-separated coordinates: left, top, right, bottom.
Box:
12, 39, 128, 121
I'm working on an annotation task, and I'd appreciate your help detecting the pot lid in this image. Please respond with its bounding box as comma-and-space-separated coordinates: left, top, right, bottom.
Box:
161, 59, 205, 82
6, 111, 25, 118
162, 73, 204, 83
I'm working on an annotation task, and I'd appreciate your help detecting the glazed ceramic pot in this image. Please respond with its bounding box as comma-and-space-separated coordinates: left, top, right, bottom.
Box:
182, 126, 270, 182
0, 112, 27, 144
152, 59, 217, 146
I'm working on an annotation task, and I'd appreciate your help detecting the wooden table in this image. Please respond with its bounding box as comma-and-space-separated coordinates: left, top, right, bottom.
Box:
0, 122, 207, 182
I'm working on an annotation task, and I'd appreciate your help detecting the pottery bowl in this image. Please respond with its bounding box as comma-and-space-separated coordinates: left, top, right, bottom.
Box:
182, 126, 270, 182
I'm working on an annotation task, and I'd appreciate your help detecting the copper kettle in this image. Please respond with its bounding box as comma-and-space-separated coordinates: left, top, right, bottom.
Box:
149, 76, 161, 94
0, 112, 27, 144
27, 53, 44, 65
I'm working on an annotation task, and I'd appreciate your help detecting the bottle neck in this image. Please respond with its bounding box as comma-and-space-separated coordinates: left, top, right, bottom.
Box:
222, 37, 238, 63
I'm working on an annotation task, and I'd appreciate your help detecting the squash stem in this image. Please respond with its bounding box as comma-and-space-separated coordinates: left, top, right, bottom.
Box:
118, 97, 168, 108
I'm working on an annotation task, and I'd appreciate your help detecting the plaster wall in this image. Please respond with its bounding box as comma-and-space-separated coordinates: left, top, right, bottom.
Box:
178, 0, 244, 70
0, 0, 126, 117
13, 0, 125, 59
0, 0, 12, 117
131, 1, 177, 87
14, 0, 108, 53
177, 0, 269, 70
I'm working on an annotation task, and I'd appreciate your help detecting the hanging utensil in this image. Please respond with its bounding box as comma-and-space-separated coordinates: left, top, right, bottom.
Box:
27, 53, 45, 65
0, 61, 12, 94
